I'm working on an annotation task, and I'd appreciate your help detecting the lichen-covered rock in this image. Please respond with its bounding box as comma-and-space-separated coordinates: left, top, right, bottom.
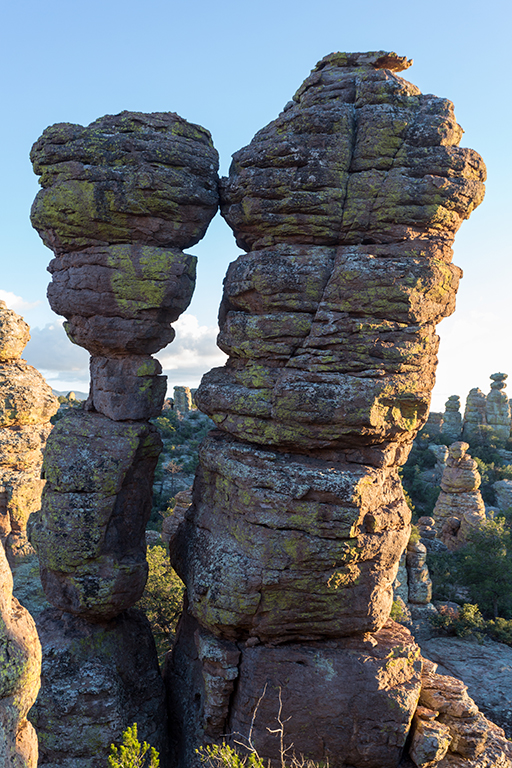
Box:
485, 373, 511, 442
433, 442, 486, 550
47, 245, 197, 356
0, 540, 41, 767
167, 613, 422, 768
30, 111, 219, 254
410, 708, 452, 768
170, 431, 410, 641
88, 355, 167, 420
441, 396, 462, 442
31, 607, 167, 768
0, 361, 58, 428
29, 410, 161, 619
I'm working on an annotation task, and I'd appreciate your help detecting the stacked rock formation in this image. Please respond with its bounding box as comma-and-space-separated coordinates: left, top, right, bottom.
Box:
441, 395, 462, 442
29, 110, 219, 764
166, 51, 486, 767
433, 441, 486, 550
0, 301, 58, 562
486, 372, 511, 441
462, 387, 487, 442
173, 386, 193, 415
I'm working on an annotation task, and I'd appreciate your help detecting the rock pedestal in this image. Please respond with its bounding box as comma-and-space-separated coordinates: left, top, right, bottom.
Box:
486, 373, 511, 442
0, 301, 58, 561
30, 110, 219, 764
166, 51, 486, 767
433, 442, 486, 550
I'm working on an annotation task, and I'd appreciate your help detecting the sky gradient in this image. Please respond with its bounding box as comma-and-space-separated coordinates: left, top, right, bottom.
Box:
1, 0, 510, 412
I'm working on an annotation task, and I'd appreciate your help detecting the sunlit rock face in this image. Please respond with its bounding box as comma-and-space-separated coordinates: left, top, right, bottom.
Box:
0, 301, 58, 561
30, 111, 219, 764
168, 51, 486, 768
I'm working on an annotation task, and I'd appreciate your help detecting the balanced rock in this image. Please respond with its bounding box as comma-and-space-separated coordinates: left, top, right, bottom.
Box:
0, 301, 58, 559
441, 396, 462, 442
433, 442, 486, 550
0, 540, 41, 767
486, 373, 511, 442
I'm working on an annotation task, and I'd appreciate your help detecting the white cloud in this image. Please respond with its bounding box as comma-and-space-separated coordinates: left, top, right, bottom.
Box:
23, 322, 90, 373
0, 290, 40, 311
157, 314, 227, 385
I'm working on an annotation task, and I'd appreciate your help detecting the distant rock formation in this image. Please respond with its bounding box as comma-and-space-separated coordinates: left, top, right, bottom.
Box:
165, 51, 487, 768
462, 387, 487, 442
486, 372, 511, 442
0, 300, 58, 561
29, 110, 219, 764
441, 395, 462, 442
173, 386, 193, 415
433, 441, 486, 550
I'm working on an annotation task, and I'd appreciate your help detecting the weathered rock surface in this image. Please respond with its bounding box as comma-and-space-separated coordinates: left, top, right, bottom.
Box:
0, 540, 41, 767
88, 354, 167, 420
441, 396, 462, 442
411, 658, 512, 767
29, 410, 161, 619
167, 614, 422, 768
31, 607, 167, 768
0, 302, 58, 560
169, 49, 486, 768
421, 637, 512, 740
31, 111, 219, 254
486, 373, 511, 442
406, 540, 432, 605
171, 431, 411, 641
494, 479, 512, 513
433, 442, 486, 550
173, 386, 194, 415
196, 50, 485, 450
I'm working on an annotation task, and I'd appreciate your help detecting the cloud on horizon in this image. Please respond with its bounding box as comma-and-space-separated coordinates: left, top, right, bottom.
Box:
21, 313, 227, 394
0, 289, 40, 311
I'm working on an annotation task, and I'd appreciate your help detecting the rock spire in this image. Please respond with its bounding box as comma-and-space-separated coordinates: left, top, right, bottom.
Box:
165, 50, 487, 767
29, 110, 219, 763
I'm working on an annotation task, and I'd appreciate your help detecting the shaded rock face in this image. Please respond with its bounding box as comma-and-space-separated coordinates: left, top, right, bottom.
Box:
0, 540, 41, 767
31, 608, 167, 768
0, 301, 58, 561
30, 110, 219, 765
433, 442, 486, 550
167, 51, 486, 768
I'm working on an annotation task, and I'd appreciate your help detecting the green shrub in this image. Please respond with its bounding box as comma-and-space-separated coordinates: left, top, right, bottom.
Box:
430, 603, 485, 642
108, 723, 159, 768
136, 544, 184, 665
197, 744, 265, 768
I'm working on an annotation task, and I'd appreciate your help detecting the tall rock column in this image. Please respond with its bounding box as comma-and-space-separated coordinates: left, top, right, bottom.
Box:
0, 301, 58, 562
486, 372, 511, 442
441, 395, 462, 442
462, 387, 487, 442
166, 52, 486, 767
29, 111, 219, 766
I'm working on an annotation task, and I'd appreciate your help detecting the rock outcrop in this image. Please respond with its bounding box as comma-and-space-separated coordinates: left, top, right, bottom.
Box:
0, 539, 41, 767
494, 479, 512, 514
486, 373, 511, 442
441, 396, 462, 442
173, 386, 194, 415
30, 110, 219, 763
433, 442, 486, 550
166, 51, 486, 767
0, 301, 58, 561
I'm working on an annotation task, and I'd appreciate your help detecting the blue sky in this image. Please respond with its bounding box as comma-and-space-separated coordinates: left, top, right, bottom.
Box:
1, 0, 510, 410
